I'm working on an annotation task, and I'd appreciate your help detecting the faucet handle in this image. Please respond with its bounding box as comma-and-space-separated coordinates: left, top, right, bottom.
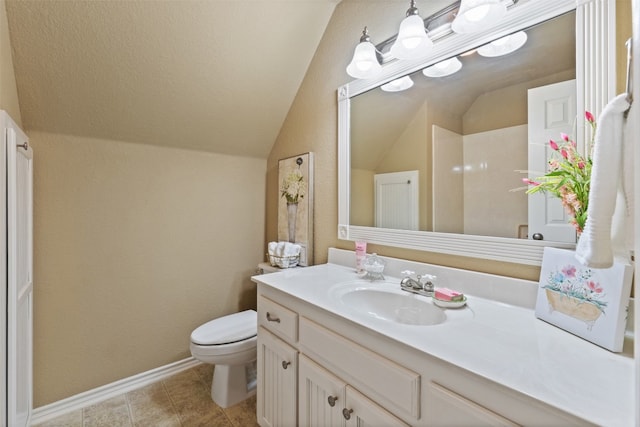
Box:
401, 270, 415, 278
417, 273, 436, 283
417, 274, 436, 292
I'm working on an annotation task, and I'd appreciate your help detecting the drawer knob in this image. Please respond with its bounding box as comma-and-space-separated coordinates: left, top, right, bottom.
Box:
266, 312, 281, 323
342, 408, 353, 420
282, 361, 291, 369
327, 396, 338, 407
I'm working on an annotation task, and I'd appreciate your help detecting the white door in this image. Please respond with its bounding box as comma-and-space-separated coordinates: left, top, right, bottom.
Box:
7, 126, 33, 427
374, 171, 419, 230
527, 80, 577, 243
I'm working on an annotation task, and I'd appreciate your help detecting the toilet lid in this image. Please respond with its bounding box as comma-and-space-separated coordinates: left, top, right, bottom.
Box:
191, 309, 257, 345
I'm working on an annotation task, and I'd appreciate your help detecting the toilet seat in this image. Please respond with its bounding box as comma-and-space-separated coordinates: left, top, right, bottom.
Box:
191, 309, 257, 346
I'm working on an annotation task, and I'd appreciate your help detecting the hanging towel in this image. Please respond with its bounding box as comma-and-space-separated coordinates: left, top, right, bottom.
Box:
575, 94, 632, 268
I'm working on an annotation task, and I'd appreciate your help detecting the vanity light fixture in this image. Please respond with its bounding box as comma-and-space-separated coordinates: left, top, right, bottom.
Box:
422, 57, 463, 77
451, 0, 507, 34
389, 0, 433, 60
381, 76, 414, 92
477, 31, 527, 57
346, 27, 382, 79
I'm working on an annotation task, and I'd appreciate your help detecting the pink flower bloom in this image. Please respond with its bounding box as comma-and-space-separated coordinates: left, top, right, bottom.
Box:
560, 149, 569, 159
561, 265, 576, 278
560, 132, 570, 142
522, 178, 540, 186
549, 139, 559, 151
548, 159, 559, 170
585, 111, 595, 123
577, 161, 585, 169
587, 281, 603, 293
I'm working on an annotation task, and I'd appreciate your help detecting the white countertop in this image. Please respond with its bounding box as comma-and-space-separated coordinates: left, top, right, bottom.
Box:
252, 262, 635, 427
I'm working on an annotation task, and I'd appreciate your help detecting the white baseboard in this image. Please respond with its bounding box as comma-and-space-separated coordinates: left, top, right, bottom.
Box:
31, 357, 201, 425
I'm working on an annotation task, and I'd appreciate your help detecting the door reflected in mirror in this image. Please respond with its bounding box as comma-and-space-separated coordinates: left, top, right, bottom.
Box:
349, 11, 576, 243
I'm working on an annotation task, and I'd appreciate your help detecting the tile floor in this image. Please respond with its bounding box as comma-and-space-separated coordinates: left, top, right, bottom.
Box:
33, 364, 258, 427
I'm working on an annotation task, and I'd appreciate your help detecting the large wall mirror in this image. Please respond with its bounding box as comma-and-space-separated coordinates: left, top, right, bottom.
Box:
338, 0, 616, 265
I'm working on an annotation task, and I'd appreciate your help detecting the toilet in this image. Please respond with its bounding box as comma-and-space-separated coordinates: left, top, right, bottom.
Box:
190, 309, 258, 408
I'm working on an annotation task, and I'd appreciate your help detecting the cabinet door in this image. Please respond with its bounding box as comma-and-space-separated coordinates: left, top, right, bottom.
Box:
257, 327, 297, 427
299, 355, 346, 427
429, 382, 520, 426
7, 126, 33, 427
343, 386, 409, 427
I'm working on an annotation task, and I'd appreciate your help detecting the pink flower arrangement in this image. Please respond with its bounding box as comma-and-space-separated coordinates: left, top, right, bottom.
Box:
523, 111, 597, 233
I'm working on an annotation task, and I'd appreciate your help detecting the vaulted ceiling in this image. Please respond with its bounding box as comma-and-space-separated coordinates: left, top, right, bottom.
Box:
5, 0, 339, 157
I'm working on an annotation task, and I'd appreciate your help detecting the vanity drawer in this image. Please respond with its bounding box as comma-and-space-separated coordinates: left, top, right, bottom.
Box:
299, 316, 420, 421
257, 295, 298, 343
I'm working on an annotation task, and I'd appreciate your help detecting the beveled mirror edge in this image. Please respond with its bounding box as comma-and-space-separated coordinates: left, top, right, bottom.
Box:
337, 0, 616, 266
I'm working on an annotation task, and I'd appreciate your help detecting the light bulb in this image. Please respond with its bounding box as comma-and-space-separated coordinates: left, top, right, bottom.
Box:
464, 5, 490, 22
346, 27, 382, 79
451, 0, 507, 34
389, 4, 433, 60
381, 76, 414, 92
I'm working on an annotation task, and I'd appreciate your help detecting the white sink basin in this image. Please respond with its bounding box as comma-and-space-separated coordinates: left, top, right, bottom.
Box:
341, 288, 446, 326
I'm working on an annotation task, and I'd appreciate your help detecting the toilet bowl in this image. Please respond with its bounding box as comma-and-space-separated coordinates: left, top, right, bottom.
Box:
190, 309, 257, 408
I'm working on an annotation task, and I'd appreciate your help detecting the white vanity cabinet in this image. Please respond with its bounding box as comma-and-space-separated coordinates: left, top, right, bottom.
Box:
254, 267, 615, 426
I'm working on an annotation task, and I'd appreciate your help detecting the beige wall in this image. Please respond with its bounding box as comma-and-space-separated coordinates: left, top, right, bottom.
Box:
31, 132, 265, 406
350, 168, 374, 227
377, 101, 429, 230
0, 0, 21, 124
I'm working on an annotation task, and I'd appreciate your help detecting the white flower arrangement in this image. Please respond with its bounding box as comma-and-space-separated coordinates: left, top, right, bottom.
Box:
281, 169, 307, 204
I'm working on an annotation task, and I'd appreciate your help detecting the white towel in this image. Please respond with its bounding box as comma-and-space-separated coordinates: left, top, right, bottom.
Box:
575, 94, 632, 268
267, 241, 277, 256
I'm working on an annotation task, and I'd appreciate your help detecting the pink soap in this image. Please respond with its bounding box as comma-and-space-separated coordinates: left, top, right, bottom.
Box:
435, 287, 463, 301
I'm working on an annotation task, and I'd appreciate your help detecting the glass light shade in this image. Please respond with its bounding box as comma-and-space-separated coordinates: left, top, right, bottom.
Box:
389, 15, 433, 60
477, 31, 527, 57
422, 57, 462, 77
381, 76, 414, 92
451, 0, 507, 34
346, 41, 382, 79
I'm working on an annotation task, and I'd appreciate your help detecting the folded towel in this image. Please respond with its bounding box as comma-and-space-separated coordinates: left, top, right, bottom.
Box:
575, 94, 632, 268
267, 241, 277, 256
283, 243, 301, 257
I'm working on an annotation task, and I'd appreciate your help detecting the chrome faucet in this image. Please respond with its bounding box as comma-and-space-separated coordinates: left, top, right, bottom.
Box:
400, 271, 436, 297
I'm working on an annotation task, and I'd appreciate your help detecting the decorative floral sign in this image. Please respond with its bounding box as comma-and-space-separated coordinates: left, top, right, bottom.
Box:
535, 247, 633, 352
277, 153, 314, 266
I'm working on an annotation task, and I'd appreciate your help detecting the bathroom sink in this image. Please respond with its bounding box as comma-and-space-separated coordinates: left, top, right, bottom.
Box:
339, 287, 445, 326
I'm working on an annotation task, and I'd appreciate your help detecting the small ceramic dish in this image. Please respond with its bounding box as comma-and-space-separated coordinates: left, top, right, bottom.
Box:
432, 296, 467, 309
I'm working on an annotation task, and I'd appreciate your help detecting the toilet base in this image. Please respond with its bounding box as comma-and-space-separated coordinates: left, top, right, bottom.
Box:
211, 361, 257, 408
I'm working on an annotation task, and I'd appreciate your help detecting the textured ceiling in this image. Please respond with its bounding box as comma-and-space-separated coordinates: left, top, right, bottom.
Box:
5, 0, 339, 157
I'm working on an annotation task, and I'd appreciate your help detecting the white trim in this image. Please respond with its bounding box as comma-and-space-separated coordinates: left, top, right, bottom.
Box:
31, 357, 201, 425
338, 0, 615, 266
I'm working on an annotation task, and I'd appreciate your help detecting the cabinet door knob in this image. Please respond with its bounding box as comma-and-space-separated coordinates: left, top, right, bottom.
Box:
342, 408, 353, 420
327, 395, 338, 407
281, 361, 291, 369
266, 312, 281, 323
532, 233, 544, 240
